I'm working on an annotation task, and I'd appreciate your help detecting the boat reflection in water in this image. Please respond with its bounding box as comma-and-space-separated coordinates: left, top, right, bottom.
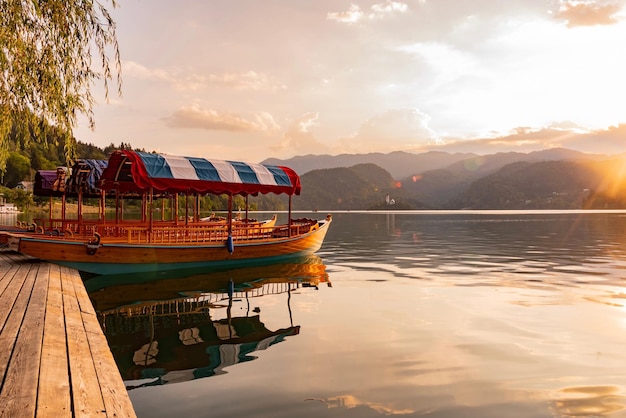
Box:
85, 255, 330, 390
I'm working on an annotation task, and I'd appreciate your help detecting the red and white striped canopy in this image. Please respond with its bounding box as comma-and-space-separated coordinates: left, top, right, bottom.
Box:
100, 150, 301, 196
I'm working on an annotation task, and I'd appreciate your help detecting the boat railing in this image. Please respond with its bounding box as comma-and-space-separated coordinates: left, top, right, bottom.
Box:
270, 218, 320, 238
124, 224, 228, 244
24, 217, 320, 244
120, 219, 319, 244
29, 218, 101, 237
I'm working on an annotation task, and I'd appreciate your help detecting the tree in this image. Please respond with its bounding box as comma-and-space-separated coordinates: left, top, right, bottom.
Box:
0, 0, 122, 171
2, 151, 30, 187
0, 185, 33, 210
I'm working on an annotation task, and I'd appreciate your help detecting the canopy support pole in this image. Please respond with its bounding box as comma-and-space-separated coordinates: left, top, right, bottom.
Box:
115, 190, 119, 225
288, 195, 292, 238
245, 196, 249, 225
195, 194, 200, 222
77, 190, 83, 225
48, 196, 52, 227
175, 194, 179, 225
100, 190, 105, 223
149, 187, 154, 241
226, 194, 234, 254
227, 195, 233, 235
185, 194, 189, 226
141, 195, 147, 223
61, 194, 66, 230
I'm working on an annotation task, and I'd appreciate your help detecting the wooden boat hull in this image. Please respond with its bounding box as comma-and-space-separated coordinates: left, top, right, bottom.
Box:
9, 218, 331, 275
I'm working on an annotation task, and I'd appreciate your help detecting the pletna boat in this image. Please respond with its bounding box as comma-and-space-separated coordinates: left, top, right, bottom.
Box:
6, 150, 331, 275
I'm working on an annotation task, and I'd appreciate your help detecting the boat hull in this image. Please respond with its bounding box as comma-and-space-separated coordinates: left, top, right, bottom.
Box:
10, 218, 331, 275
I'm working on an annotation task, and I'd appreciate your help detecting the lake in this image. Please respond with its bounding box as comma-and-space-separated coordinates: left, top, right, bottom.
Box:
81, 211, 626, 417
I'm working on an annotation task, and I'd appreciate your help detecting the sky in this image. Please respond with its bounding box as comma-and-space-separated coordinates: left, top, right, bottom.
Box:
73, 0, 626, 163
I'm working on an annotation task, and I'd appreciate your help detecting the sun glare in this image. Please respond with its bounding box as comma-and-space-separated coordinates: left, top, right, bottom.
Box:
599, 157, 626, 199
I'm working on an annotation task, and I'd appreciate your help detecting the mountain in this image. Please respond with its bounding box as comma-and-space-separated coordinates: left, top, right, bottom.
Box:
441, 148, 605, 177
449, 160, 597, 209
397, 148, 606, 207
263, 148, 609, 180
262, 151, 476, 179
449, 158, 626, 209
292, 163, 416, 210
291, 150, 626, 210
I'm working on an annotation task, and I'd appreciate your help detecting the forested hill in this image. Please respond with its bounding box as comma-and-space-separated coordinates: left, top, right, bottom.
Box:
295, 157, 626, 210
293, 163, 414, 210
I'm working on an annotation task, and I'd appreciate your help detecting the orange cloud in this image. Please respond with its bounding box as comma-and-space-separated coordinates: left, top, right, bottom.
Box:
327, 4, 364, 24
162, 105, 279, 132
205, 71, 284, 91
553, 0, 624, 27
328, 1, 409, 24
428, 123, 626, 155
124, 61, 283, 91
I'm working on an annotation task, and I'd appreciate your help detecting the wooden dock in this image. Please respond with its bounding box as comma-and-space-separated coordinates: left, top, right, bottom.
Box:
0, 249, 136, 417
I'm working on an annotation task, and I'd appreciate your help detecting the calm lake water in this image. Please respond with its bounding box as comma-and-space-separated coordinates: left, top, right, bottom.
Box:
61, 211, 626, 417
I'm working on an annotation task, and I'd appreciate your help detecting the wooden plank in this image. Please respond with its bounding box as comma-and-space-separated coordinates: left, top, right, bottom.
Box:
64, 267, 136, 418
0, 266, 38, 417
37, 263, 72, 418
61, 265, 108, 417
0, 264, 48, 417
0, 255, 16, 280
1, 250, 32, 264
0, 264, 34, 381
0, 264, 20, 300
84, 330, 137, 418
0, 250, 136, 418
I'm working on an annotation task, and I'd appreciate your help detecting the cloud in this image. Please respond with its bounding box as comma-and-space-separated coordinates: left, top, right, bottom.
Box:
123, 61, 283, 91
205, 71, 284, 91
426, 124, 626, 155
370, 1, 410, 17
272, 113, 331, 156
327, 4, 364, 24
162, 104, 280, 132
551, 0, 625, 27
328, 1, 409, 24
336, 108, 439, 153
431, 127, 578, 153
123, 61, 172, 82
559, 124, 626, 153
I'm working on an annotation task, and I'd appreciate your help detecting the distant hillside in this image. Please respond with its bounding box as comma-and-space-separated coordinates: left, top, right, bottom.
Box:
397, 148, 606, 207
264, 148, 609, 180
293, 163, 417, 210
293, 153, 626, 210
448, 158, 626, 209
448, 160, 597, 209
441, 148, 604, 177
263, 151, 476, 178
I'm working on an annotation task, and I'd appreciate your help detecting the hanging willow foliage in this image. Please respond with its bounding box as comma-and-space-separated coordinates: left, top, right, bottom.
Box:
0, 0, 121, 170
